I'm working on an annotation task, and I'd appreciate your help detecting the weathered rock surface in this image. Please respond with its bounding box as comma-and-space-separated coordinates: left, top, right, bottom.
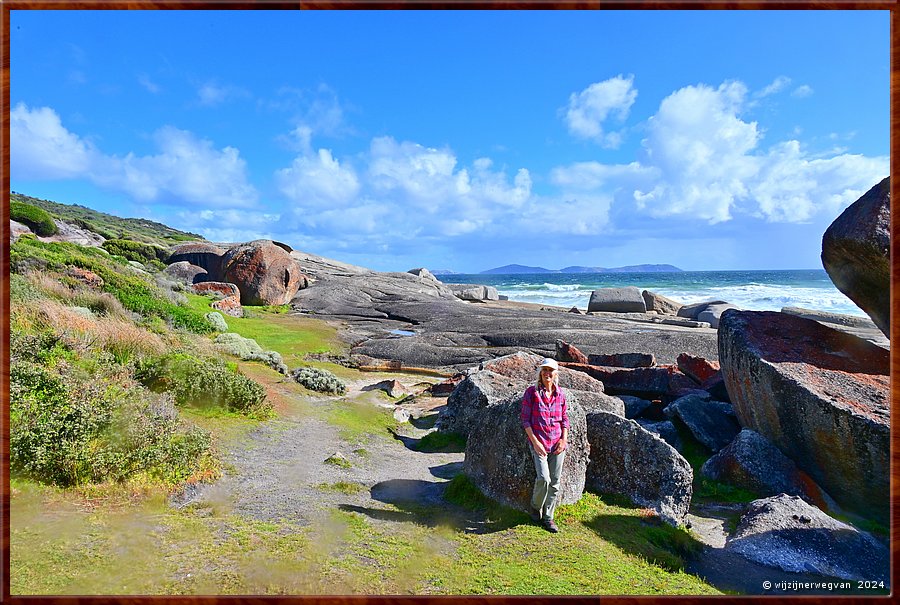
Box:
588, 286, 647, 313
555, 339, 588, 364
636, 419, 683, 451
642, 290, 683, 316
362, 379, 411, 398
678, 300, 729, 321
780, 307, 888, 349
587, 352, 655, 368
164, 261, 208, 285
562, 363, 670, 398
193, 281, 240, 299
447, 284, 500, 301
724, 494, 889, 583
701, 429, 834, 509
436, 370, 523, 436
585, 411, 693, 526
464, 398, 589, 512
697, 303, 741, 329
664, 393, 740, 453
620, 395, 652, 419
718, 310, 890, 523
169, 242, 226, 279
677, 353, 720, 384
480, 351, 607, 394
821, 177, 890, 338
222, 240, 308, 306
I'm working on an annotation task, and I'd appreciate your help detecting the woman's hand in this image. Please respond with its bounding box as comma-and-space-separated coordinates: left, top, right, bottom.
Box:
532, 440, 548, 457
552, 438, 567, 454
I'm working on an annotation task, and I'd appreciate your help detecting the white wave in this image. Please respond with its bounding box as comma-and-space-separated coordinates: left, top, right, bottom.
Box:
543, 283, 582, 292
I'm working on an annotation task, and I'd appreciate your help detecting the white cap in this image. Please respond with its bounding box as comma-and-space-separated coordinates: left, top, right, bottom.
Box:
539, 358, 559, 371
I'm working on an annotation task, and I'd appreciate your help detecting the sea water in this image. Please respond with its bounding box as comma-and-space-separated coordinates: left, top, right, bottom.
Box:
443, 270, 868, 317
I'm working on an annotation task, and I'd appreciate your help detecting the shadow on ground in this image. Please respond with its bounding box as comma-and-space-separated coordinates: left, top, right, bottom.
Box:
336, 478, 530, 535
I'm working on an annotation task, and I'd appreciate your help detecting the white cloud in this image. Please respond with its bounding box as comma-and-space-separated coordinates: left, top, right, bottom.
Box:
564, 75, 637, 147
138, 74, 161, 94
633, 81, 759, 223
197, 81, 249, 106
792, 85, 814, 98
11, 103, 94, 179
276, 148, 360, 206
174, 208, 281, 242
11, 104, 258, 207
549, 79, 888, 231
756, 76, 791, 98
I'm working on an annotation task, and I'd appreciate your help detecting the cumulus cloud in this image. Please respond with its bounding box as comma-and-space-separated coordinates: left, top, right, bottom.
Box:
11, 103, 95, 179
563, 75, 637, 147
174, 208, 281, 242
550, 79, 888, 230
276, 148, 360, 206
11, 104, 258, 207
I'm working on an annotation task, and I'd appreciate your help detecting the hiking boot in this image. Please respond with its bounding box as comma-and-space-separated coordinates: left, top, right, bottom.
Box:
543, 519, 560, 533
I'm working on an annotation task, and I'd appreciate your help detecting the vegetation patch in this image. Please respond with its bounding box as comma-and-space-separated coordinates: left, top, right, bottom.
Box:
414, 431, 467, 453
102, 238, 170, 266
290, 366, 347, 395
11, 199, 58, 236
136, 353, 273, 419
323, 399, 399, 443
318, 481, 366, 495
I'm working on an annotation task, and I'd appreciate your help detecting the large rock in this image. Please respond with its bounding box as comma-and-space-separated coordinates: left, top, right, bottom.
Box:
481, 351, 607, 394
587, 352, 655, 368
820, 177, 890, 338
447, 284, 500, 301
436, 370, 523, 437
588, 286, 646, 313
561, 363, 670, 398
676, 353, 720, 384
641, 290, 682, 316
585, 411, 692, 526
700, 429, 833, 509
221, 240, 308, 306
555, 340, 588, 364
664, 392, 740, 452
724, 494, 889, 583
697, 303, 741, 329
718, 309, 890, 523
677, 300, 729, 321
169, 242, 226, 280
164, 261, 208, 285
464, 398, 589, 512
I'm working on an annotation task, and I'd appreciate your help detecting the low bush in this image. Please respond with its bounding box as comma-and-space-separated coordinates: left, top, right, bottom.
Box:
290, 366, 347, 395
215, 332, 288, 374
135, 353, 273, 418
10, 360, 211, 486
102, 239, 170, 265
11, 200, 58, 236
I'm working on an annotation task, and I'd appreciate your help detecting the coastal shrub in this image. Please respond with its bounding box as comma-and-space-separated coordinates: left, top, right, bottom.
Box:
102, 238, 170, 265
11, 200, 58, 236
10, 273, 43, 304
10, 238, 213, 334
135, 353, 272, 418
10, 360, 211, 486
215, 332, 289, 374
205, 311, 229, 332
290, 366, 347, 395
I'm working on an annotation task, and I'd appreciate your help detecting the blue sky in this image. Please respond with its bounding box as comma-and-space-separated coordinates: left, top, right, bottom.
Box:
10, 10, 889, 273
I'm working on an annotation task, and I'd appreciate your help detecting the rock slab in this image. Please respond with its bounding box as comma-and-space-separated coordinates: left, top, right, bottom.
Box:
588, 286, 647, 313
585, 411, 692, 526
718, 309, 890, 524
725, 494, 889, 583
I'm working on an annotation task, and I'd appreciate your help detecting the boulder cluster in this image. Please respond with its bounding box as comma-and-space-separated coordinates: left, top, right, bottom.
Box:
430, 177, 890, 583
164, 239, 311, 316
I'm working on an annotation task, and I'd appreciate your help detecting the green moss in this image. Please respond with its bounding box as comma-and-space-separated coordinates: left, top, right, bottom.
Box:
414, 431, 466, 453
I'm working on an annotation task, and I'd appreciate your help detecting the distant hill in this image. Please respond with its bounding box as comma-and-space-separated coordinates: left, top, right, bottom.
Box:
482, 263, 682, 274
481, 264, 557, 274
11, 191, 203, 247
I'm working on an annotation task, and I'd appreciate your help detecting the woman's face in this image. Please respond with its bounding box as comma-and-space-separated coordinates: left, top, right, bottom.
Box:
540, 367, 557, 385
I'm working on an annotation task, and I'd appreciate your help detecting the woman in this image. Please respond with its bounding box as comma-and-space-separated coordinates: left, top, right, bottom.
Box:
520, 357, 569, 533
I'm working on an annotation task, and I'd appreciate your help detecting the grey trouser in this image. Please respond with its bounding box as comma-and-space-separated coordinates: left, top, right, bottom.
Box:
531, 448, 566, 521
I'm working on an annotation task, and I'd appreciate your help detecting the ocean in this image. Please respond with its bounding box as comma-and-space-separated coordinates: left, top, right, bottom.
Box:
441, 270, 868, 317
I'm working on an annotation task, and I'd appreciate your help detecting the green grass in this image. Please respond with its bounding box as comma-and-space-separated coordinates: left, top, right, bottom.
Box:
317, 481, 366, 495
322, 398, 400, 443
414, 431, 466, 453
672, 422, 760, 505
185, 294, 343, 367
